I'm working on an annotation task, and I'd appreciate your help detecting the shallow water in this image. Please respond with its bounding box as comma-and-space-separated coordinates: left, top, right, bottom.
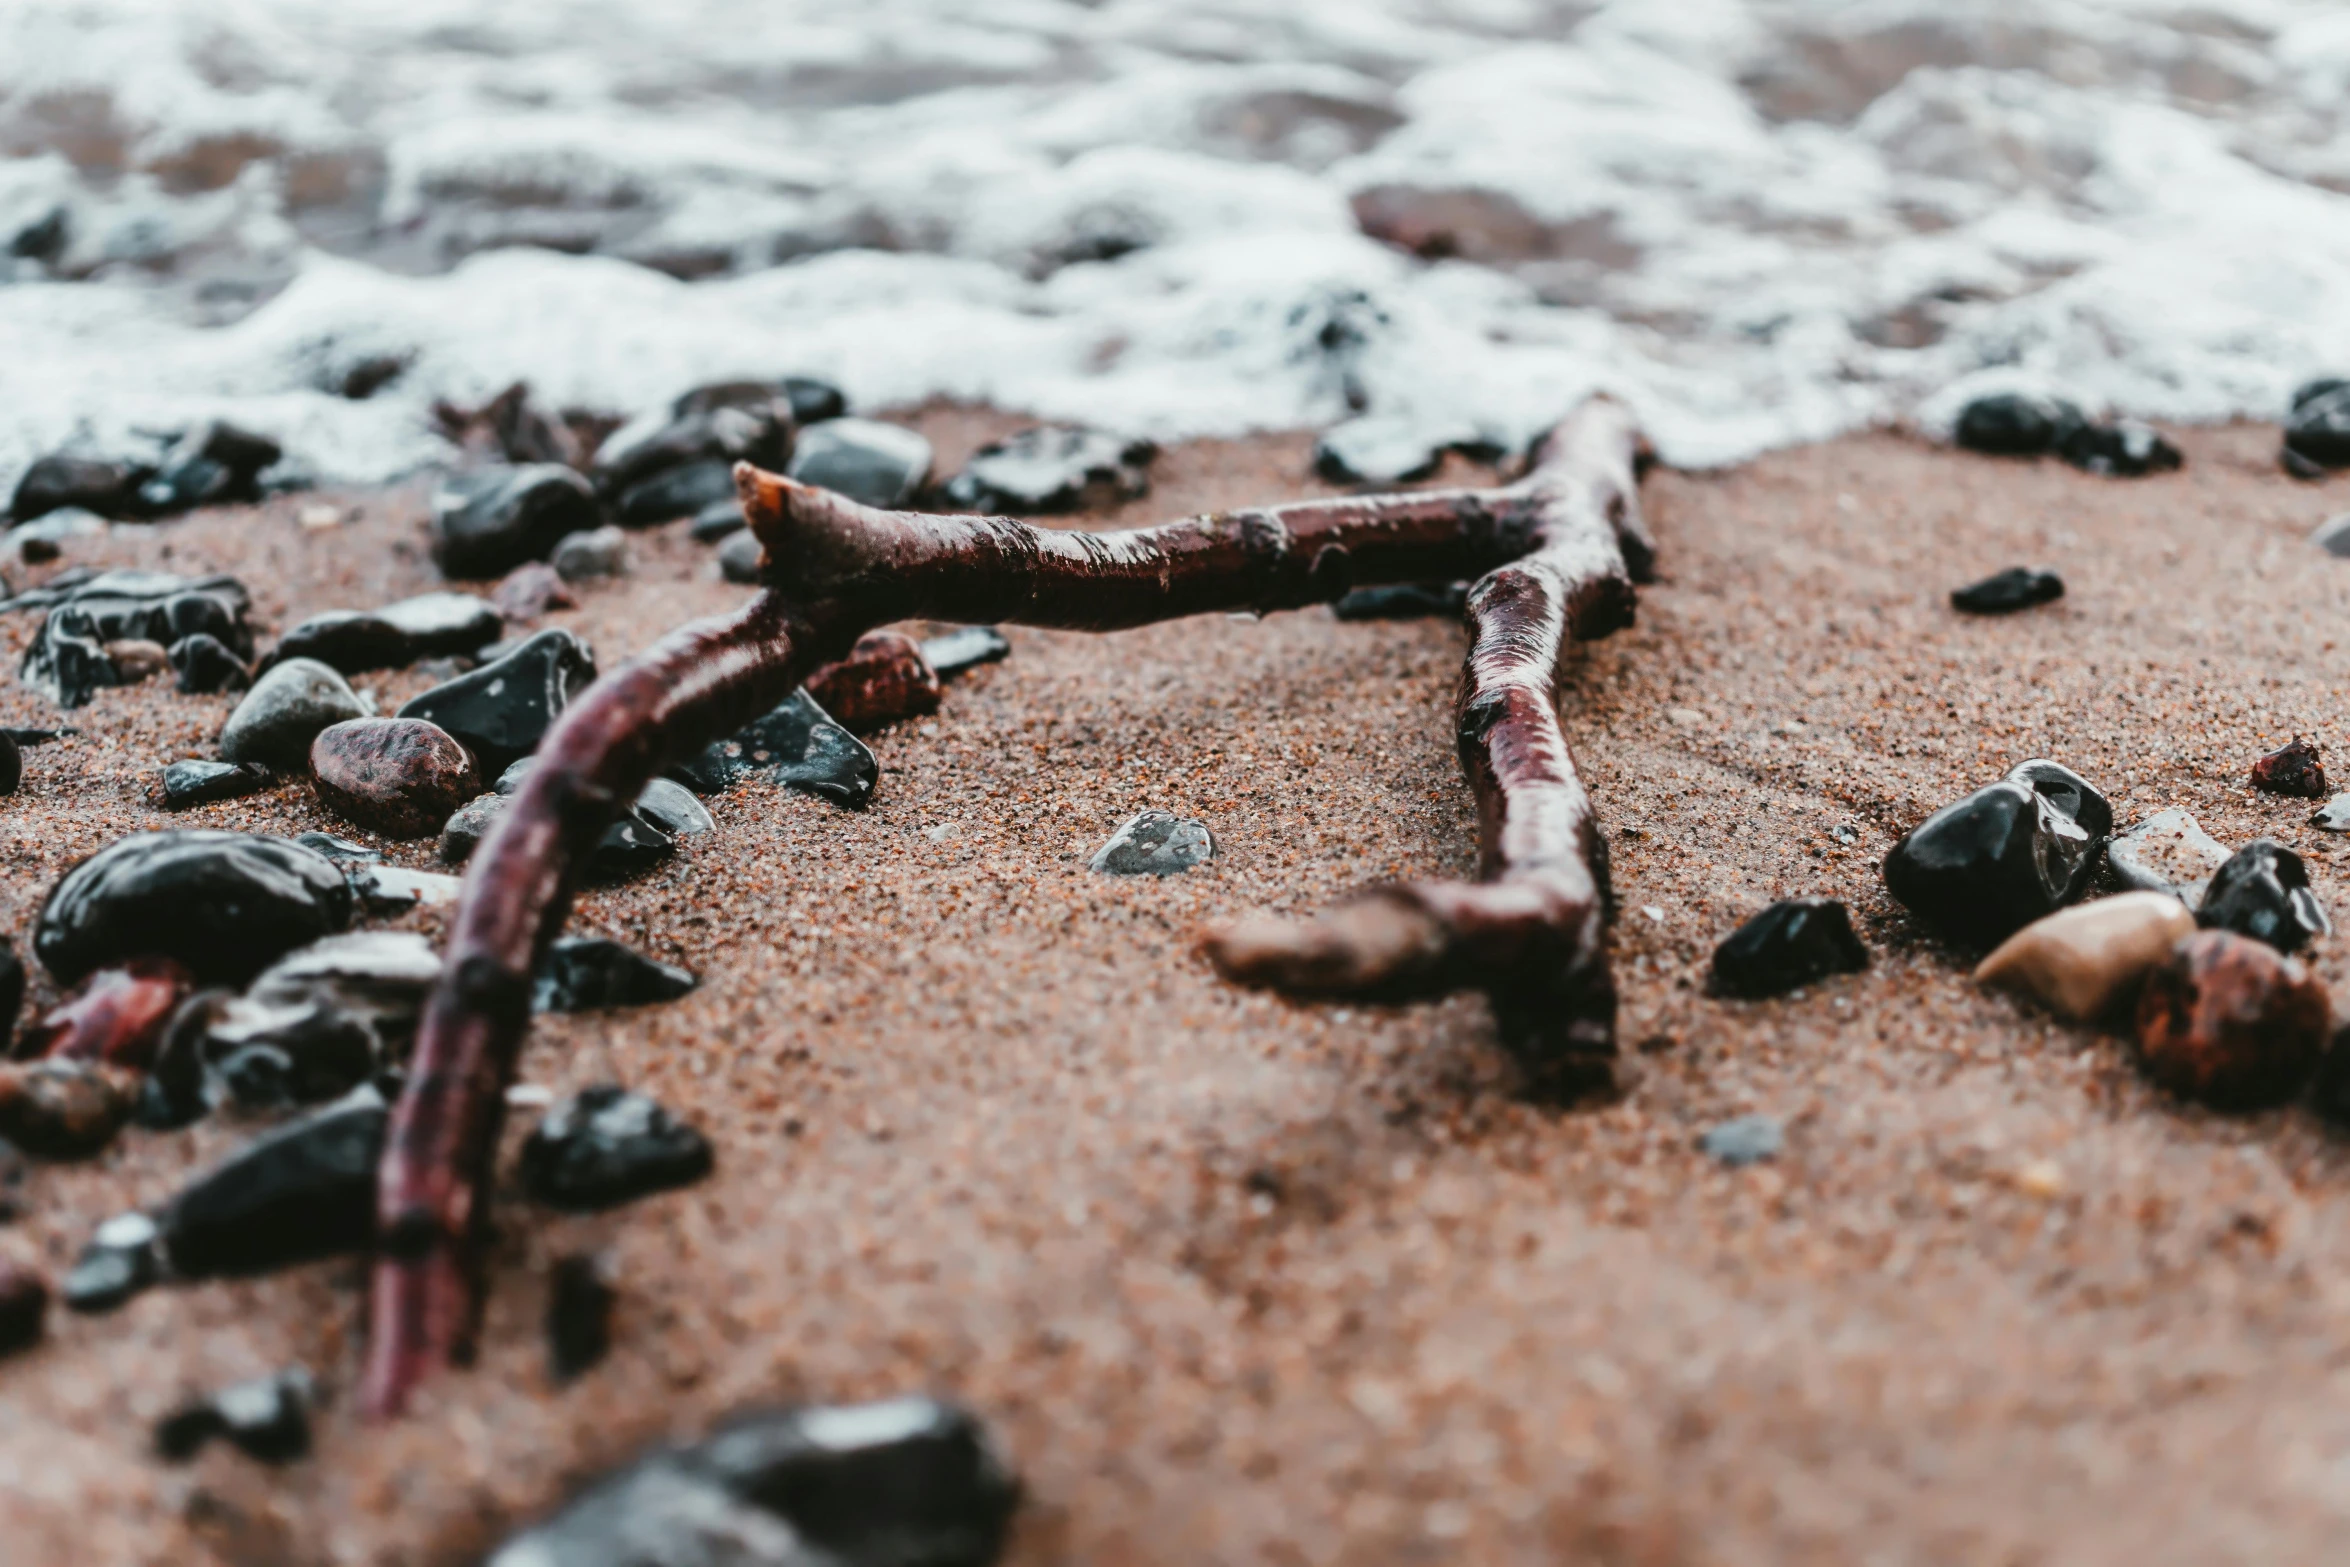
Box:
4, 0, 2349, 489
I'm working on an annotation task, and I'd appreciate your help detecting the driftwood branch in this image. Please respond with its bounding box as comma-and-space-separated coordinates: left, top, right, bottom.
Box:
362, 397, 1654, 1417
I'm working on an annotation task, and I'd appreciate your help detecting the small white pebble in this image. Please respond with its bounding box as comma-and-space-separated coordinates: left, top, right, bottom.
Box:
1642, 905, 1665, 923
297, 503, 343, 530
506, 1083, 554, 1109
1667, 707, 1704, 727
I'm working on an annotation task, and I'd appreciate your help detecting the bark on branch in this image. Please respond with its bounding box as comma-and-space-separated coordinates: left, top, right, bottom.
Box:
361, 397, 1654, 1417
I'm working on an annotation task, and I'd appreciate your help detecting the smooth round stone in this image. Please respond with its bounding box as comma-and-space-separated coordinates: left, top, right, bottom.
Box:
438, 793, 508, 864
1089, 810, 1214, 876
2284, 380, 2350, 468
593, 393, 792, 499
786, 418, 932, 508
1951, 567, 2063, 615
310, 717, 480, 839
2006, 758, 2113, 838
431, 464, 598, 579
2197, 839, 2330, 954
218, 657, 368, 768
1699, 1114, 1783, 1166
552, 525, 629, 582
272, 591, 502, 674
35, 830, 353, 985
1882, 779, 2097, 949
2135, 930, 2328, 1109
518, 1084, 713, 1211
2106, 809, 2229, 903
1708, 898, 1869, 999
1974, 892, 2196, 1021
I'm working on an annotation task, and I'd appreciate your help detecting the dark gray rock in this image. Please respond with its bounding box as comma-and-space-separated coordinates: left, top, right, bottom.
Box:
547, 1253, 616, 1383
616, 459, 737, 526
787, 419, 931, 508
1951, 567, 2063, 615
2285, 379, 2350, 469
779, 376, 847, 426
63, 1211, 161, 1313
1953, 392, 2084, 456
2198, 839, 2330, 955
2057, 419, 2181, 477
271, 591, 503, 674
535, 937, 698, 1013
161, 759, 273, 810
0, 729, 14, 797
668, 688, 876, 807
397, 627, 596, 776
1708, 899, 1868, 999
1089, 810, 1213, 876
691, 496, 746, 542
438, 793, 508, 864
939, 425, 1155, 514
2007, 758, 2113, 839
552, 525, 629, 582
484, 1397, 1017, 1567
431, 465, 599, 579
160, 1085, 386, 1277
8, 454, 153, 522
717, 528, 764, 583
1700, 1114, 1783, 1166
168, 632, 249, 693
917, 626, 1009, 678
218, 658, 368, 767
633, 776, 714, 839
5, 505, 105, 563
594, 387, 794, 513
0, 1260, 42, 1356
135, 422, 281, 515
156, 1368, 314, 1464
36, 830, 353, 986
201, 933, 440, 1108
1882, 772, 2103, 949
519, 1085, 712, 1211
1332, 582, 1467, 620
14, 570, 251, 709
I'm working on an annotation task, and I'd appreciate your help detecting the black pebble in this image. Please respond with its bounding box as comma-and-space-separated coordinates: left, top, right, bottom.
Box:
167, 632, 249, 693
2285, 379, 2350, 470
157, 1368, 314, 1464
159, 1087, 387, 1278
63, 1212, 162, 1314
2056, 419, 2182, 477
547, 1254, 617, 1383
1709, 899, 1869, 999
0, 1136, 26, 1222
937, 424, 1156, 514
2198, 839, 2330, 955
1951, 567, 2063, 615
534, 937, 698, 1012
396, 627, 597, 776
431, 465, 599, 579
36, 829, 350, 985
2005, 758, 2114, 838
917, 626, 1010, 679
0, 938, 22, 1054
1953, 392, 2083, 456
161, 759, 273, 810
1332, 582, 1468, 620
1882, 768, 2104, 949
15, 570, 251, 708
668, 687, 876, 808
519, 1085, 713, 1212
0, 728, 18, 796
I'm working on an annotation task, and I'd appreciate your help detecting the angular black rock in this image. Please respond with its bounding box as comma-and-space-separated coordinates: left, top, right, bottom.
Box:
534, 937, 698, 1013
1332, 582, 1469, 620
202, 932, 441, 1107
0, 939, 20, 1054
938, 425, 1156, 514
135, 422, 282, 515
486, 1397, 1015, 1567
36, 830, 353, 986
270, 591, 502, 674
397, 627, 596, 775
1952, 392, 2085, 456
160, 1085, 386, 1277
519, 1085, 713, 1212
8, 454, 154, 522
1089, 810, 1213, 875
2005, 758, 2114, 839
2197, 839, 2330, 956
161, 759, 273, 810
668, 688, 877, 807
2285, 379, 2350, 469
216, 657, 367, 767
157, 1369, 314, 1464
779, 375, 848, 426
431, 465, 600, 580
0, 728, 17, 797
1708, 899, 1870, 999
63, 1211, 162, 1314
134, 989, 226, 1131
1882, 777, 2101, 949
547, 1253, 617, 1383
1951, 567, 2063, 615
2056, 419, 2182, 478
917, 626, 1011, 678
1313, 414, 1444, 486
616, 459, 739, 527
168, 632, 249, 693
787, 418, 932, 509
14, 570, 250, 708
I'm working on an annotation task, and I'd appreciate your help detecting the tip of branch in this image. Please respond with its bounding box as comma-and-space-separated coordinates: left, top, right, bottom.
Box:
1200, 893, 1450, 999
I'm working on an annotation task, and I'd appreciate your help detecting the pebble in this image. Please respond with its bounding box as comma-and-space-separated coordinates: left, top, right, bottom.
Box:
135, 421, 281, 514
2313, 514, 2350, 557
2008, 758, 2115, 838
786, 418, 933, 508
594, 386, 794, 515
440, 789, 677, 880
0, 1058, 135, 1160
1332, 582, 1469, 620
271, 591, 503, 674
62, 1211, 161, 1312
614, 459, 739, 526
1090, 809, 1215, 875
0, 940, 20, 1053
4, 505, 106, 562
0, 728, 17, 796
1951, 566, 2063, 615
533, 936, 698, 1013
2251, 735, 2327, 797
2134, 930, 2329, 1109
1973, 892, 2196, 1021
1882, 765, 2103, 948
159, 759, 271, 810
2284, 377, 2350, 469
397, 627, 597, 775
349, 863, 464, 914
104, 638, 168, 682
491, 560, 576, 621
2197, 839, 2330, 954
156, 1369, 315, 1465
552, 525, 629, 583
2056, 419, 2183, 477
939, 424, 1157, 513
689, 496, 745, 542
168, 632, 249, 693
0, 1260, 44, 1356
716, 527, 764, 583
434, 381, 583, 468
2311, 794, 2350, 832
160, 1085, 387, 1277
0, 1135, 24, 1218
202, 933, 440, 1107
1708, 899, 1869, 999
631, 776, 714, 839
2106, 809, 2229, 903
918, 625, 1011, 678
778, 375, 848, 426
8, 453, 153, 522
294, 831, 379, 863
1313, 414, 1445, 485
431, 465, 600, 579
1954, 392, 2085, 456
1699, 1114, 1783, 1166
16, 569, 252, 709
546, 1253, 617, 1383
17, 957, 192, 1070
668, 688, 878, 807
133, 990, 221, 1131
520, 1085, 713, 1211
483, 1397, 1017, 1567
218, 657, 369, 768
35, 830, 354, 985
805, 629, 942, 732
437, 793, 508, 864
310, 717, 481, 838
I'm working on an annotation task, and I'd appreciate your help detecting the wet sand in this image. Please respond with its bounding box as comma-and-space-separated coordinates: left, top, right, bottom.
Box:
3, 414, 2350, 1565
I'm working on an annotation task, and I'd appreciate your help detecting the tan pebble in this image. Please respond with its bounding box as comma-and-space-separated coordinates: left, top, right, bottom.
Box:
298, 503, 344, 529
102, 639, 169, 682
1973, 892, 2195, 1021
2012, 1158, 2065, 1199
1667, 707, 1704, 727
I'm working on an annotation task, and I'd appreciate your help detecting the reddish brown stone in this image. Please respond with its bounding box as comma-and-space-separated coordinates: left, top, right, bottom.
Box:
13, 956, 192, 1070
2134, 930, 2330, 1109
2251, 735, 2327, 797
803, 630, 941, 733
491, 560, 577, 622
0, 1260, 46, 1358
0, 1059, 137, 1159
310, 718, 481, 839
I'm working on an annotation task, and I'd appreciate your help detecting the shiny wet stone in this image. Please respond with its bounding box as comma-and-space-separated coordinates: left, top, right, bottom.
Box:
1951, 567, 2063, 615
0, 1260, 44, 1357
1953, 392, 2085, 456
787, 418, 933, 508
160, 1085, 387, 1278
1089, 810, 1214, 876
519, 1085, 713, 1212
1708, 899, 1869, 999
431, 464, 599, 579
169, 632, 249, 693
1882, 773, 2101, 949
63, 1211, 161, 1313
397, 627, 595, 776
2251, 735, 2327, 798
534, 937, 698, 1013
13, 569, 251, 709
939, 424, 1156, 513
36, 830, 353, 986
311, 716, 481, 839
669, 688, 877, 808
156, 1368, 314, 1464
2135, 930, 2329, 1109
547, 1253, 617, 1383
218, 657, 368, 768
161, 759, 273, 810
2056, 419, 2182, 477
2285, 378, 2350, 469
2197, 839, 2330, 955
202, 933, 440, 1108
271, 591, 502, 674
918, 625, 1010, 678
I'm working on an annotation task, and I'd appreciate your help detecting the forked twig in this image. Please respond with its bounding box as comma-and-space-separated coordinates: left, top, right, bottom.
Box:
362, 397, 1654, 1416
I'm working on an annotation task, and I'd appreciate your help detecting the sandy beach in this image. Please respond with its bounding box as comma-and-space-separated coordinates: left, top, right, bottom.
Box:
5, 412, 2350, 1564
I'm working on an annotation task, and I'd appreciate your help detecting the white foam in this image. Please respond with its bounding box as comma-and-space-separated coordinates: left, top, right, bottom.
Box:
4, 0, 2350, 492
